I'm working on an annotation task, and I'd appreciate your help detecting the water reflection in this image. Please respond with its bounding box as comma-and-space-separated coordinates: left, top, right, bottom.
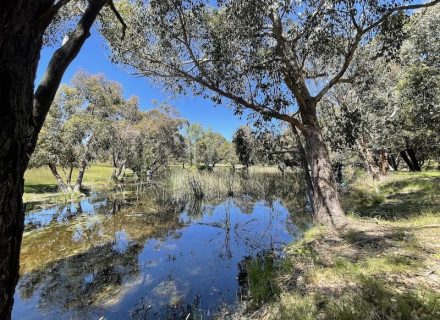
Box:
14, 186, 308, 319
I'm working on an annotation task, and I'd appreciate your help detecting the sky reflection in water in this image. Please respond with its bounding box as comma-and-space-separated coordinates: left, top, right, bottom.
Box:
13, 192, 306, 319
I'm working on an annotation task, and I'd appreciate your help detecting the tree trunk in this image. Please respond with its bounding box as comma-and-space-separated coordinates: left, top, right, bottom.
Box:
379, 149, 389, 176
111, 153, 126, 181
299, 103, 348, 230
356, 139, 380, 180
116, 163, 126, 180
0, 2, 50, 318
0, 1, 109, 317
66, 164, 74, 186
291, 124, 315, 213
388, 154, 399, 171
406, 148, 421, 171
400, 149, 421, 172
73, 160, 88, 193
48, 163, 70, 192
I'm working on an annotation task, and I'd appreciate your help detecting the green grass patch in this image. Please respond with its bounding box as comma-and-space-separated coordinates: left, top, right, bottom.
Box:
344, 171, 440, 219
244, 254, 280, 309
241, 171, 440, 319
23, 163, 115, 206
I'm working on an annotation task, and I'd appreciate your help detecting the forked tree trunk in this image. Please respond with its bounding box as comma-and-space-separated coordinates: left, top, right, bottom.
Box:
406, 148, 421, 171
73, 160, 88, 193
299, 102, 348, 230
48, 163, 70, 192
112, 160, 126, 182
400, 148, 421, 172
356, 139, 380, 180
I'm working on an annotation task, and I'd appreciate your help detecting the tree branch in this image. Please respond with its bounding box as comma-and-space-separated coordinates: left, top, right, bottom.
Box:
314, 0, 440, 102
31, 0, 108, 153
38, 0, 73, 28
108, 0, 127, 39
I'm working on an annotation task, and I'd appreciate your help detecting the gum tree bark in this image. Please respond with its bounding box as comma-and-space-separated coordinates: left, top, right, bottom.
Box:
299, 102, 348, 229
291, 124, 315, 213
0, 2, 50, 318
48, 163, 70, 192
0, 1, 109, 318
356, 139, 380, 180
380, 149, 389, 176
73, 158, 88, 193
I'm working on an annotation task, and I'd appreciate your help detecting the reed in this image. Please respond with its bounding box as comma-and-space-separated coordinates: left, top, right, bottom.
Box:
166, 168, 298, 202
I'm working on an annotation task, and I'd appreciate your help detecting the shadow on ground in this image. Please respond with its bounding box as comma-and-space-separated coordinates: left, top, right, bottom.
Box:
344, 175, 440, 220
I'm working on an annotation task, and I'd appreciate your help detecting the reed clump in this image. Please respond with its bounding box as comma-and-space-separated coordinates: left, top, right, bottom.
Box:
166, 168, 297, 202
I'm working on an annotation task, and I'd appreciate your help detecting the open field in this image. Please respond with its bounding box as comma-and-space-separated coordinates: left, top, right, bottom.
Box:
23, 163, 115, 205
239, 171, 440, 320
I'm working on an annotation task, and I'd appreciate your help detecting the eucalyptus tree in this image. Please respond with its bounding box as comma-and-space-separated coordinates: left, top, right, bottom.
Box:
396, 64, 440, 170
101, 0, 439, 229
128, 108, 186, 178
233, 126, 257, 168
321, 5, 440, 175
29, 85, 80, 192
184, 123, 205, 166
196, 130, 229, 167
218, 140, 239, 167
31, 72, 127, 191
0, 1, 126, 316
109, 96, 142, 181
320, 53, 402, 179
396, 5, 440, 170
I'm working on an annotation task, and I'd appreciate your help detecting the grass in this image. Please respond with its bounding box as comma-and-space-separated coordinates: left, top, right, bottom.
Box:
343, 170, 440, 220
23, 163, 115, 206
23, 164, 294, 210
243, 255, 280, 309
166, 167, 303, 203
235, 171, 440, 320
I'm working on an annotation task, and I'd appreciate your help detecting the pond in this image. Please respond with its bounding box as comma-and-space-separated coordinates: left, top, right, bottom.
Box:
13, 183, 308, 319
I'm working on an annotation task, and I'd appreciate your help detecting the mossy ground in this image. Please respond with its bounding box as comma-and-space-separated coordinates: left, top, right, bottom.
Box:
237, 171, 440, 320
23, 163, 116, 207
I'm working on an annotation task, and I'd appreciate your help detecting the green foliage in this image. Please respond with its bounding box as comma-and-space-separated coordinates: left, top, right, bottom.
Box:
321, 5, 440, 173
196, 130, 228, 166
128, 107, 185, 176
30, 71, 131, 190
232, 126, 256, 167
245, 254, 280, 309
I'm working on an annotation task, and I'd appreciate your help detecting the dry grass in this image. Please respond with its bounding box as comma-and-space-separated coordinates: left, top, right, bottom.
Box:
166, 167, 299, 202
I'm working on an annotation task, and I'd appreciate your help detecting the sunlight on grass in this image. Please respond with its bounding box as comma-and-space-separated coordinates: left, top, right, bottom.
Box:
23, 163, 114, 205
242, 171, 440, 320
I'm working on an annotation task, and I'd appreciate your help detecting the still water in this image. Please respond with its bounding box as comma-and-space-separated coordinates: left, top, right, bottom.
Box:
13, 189, 306, 319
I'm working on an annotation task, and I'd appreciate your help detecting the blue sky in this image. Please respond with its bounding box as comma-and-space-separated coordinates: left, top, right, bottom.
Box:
36, 30, 248, 141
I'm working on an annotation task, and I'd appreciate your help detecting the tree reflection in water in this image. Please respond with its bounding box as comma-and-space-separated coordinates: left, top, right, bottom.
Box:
14, 175, 310, 320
